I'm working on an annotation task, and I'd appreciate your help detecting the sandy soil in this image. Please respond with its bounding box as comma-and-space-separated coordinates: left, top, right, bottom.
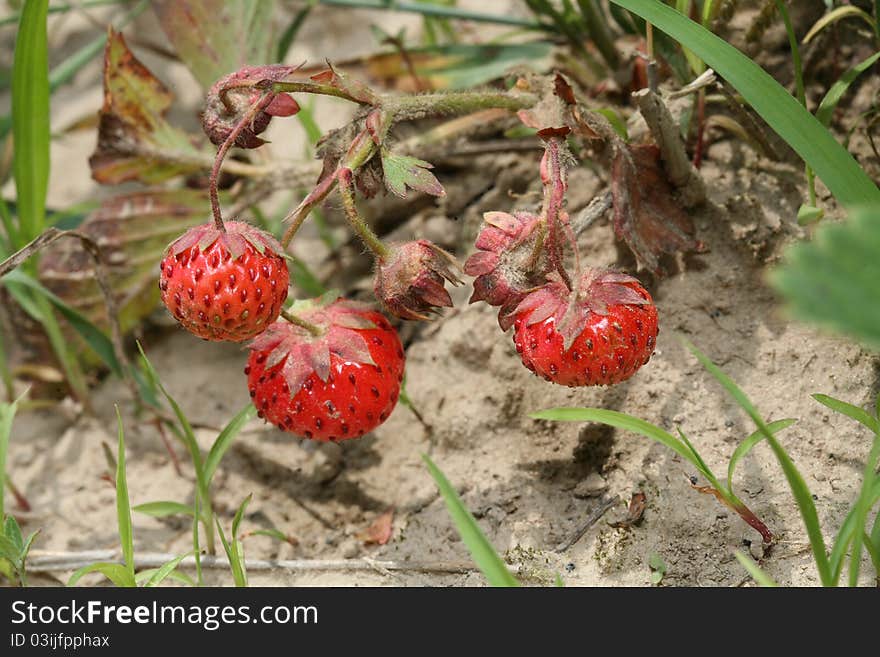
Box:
3, 3, 880, 587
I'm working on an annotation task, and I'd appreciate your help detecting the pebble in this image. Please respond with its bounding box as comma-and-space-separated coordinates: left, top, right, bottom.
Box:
573, 473, 608, 499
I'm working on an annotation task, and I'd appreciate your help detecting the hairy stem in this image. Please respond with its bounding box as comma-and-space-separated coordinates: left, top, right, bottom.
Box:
270, 80, 374, 104
337, 169, 389, 259
280, 309, 323, 337
540, 138, 572, 290
388, 90, 537, 121
209, 93, 272, 231
280, 173, 339, 249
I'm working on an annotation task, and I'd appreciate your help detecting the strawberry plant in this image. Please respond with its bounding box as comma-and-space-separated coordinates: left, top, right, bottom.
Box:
3, 0, 880, 590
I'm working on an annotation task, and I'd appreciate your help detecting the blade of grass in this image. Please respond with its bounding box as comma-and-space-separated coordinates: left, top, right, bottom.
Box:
735, 550, 778, 586
144, 551, 194, 587
803, 5, 876, 44
684, 340, 832, 586
137, 343, 214, 553
727, 419, 797, 495
203, 404, 257, 486
608, 0, 880, 206
0, 394, 23, 517
68, 562, 136, 587
848, 430, 880, 586
422, 454, 519, 587
0, 0, 149, 140
132, 501, 195, 518
813, 393, 879, 433
530, 408, 699, 470
815, 52, 880, 128
193, 491, 202, 586
114, 406, 134, 580
12, 0, 49, 242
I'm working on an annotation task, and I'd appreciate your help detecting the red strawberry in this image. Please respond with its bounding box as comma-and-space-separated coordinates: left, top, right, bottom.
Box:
245, 298, 405, 441
512, 269, 658, 386
159, 221, 289, 342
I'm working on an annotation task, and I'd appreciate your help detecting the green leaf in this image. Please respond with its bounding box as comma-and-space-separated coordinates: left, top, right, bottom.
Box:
4, 516, 24, 554
0, 535, 20, 564
684, 340, 832, 586
771, 206, 880, 351
204, 404, 257, 486
89, 29, 211, 184
132, 501, 195, 518
422, 454, 519, 587
594, 108, 628, 140
12, 0, 50, 242
734, 551, 778, 587
381, 151, 445, 198
727, 419, 797, 496
608, 0, 880, 206
135, 566, 195, 587
815, 51, 880, 128
648, 555, 666, 585
68, 562, 136, 587
152, 0, 276, 90
802, 5, 876, 44
115, 407, 135, 580
144, 551, 194, 587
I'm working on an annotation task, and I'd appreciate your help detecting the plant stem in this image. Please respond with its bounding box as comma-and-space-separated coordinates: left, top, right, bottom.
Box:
540, 138, 572, 290
337, 169, 389, 259
389, 90, 537, 120
280, 309, 323, 337
270, 80, 372, 104
209, 93, 272, 232
280, 173, 339, 249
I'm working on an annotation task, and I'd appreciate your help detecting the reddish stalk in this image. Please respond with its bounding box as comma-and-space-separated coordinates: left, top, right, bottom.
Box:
208, 92, 273, 232
540, 137, 572, 290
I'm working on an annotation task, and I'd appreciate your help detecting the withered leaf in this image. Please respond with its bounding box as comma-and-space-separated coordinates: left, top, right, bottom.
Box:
357, 509, 395, 546
611, 144, 704, 274
609, 491, 647, 529
89, 29, 211, 185
152, 0, 275, 90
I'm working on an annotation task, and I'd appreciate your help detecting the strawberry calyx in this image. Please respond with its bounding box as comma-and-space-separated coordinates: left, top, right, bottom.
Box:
374, 239, 463, 321
464, 210, 553, 326
514, 268, 652, 351
169, 221, 285, 261
249, 295, 380, 396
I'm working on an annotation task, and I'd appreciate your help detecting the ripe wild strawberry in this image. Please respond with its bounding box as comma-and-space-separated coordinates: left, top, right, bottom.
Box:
512, 269, 658, 387
245, 298, 405, 441
159, 221, 289, 341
